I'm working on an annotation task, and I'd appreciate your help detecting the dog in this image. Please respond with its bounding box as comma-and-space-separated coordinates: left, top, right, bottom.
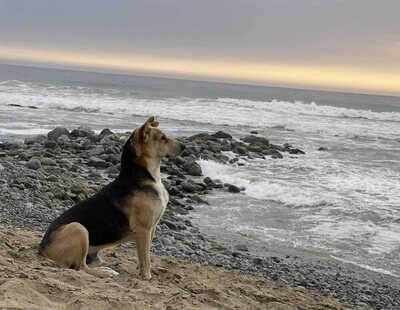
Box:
38, 116, 185, 279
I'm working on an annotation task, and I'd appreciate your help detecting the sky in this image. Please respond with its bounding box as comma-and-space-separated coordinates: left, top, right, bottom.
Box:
0, 0, 399, 96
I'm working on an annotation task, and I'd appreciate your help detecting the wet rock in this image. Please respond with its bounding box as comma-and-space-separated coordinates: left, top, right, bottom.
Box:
250, 130, 258, 134
318, 146, 328, 151
168, 186, 181, 196
87, 146, 105, 156
243, 135, 269, 146
187, 133, 217, 142
236, 146, 248, 155
181, 181, 197, 193
191, 194, 208, 204
184, 161, 202, 176
289, 148, 305, 155
47, 127, 69, 141
228, 185, 241, 193
212, 131, 233, 139
26, 158, 41, 170
50, 187, 65, 199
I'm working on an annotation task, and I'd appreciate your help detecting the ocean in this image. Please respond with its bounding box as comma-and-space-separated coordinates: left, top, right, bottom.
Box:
1, 63, 399, 277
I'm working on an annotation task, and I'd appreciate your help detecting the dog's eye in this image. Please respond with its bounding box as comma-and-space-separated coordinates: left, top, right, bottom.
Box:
161, 135, 167, 142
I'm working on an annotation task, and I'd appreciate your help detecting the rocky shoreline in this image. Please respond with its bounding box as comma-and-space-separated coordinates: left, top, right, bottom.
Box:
0, 126, 399, 309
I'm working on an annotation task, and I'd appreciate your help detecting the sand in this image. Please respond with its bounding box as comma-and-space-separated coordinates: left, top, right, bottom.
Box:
0, 227, 352, 310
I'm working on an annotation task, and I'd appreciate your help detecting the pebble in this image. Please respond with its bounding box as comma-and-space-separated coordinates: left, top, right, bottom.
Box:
26, 158, 41, 170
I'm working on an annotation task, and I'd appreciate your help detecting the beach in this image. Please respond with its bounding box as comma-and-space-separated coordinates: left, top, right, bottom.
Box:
0, 127, 399, 309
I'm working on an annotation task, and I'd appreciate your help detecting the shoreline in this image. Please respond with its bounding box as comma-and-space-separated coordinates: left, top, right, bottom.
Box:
1, 126, 399, 309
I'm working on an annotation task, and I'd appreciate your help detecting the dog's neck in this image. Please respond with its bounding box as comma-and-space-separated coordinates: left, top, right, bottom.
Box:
142, 157, 162, 183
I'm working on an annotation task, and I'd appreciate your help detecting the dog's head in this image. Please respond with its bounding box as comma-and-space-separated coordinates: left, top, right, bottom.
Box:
132, 116, 185, 159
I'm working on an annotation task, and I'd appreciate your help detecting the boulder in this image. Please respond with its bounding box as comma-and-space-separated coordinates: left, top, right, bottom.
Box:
289, 148, 305, 155
187, 133, 217, 142
228, 185, 241, 193
25, 135, 46, 145
70, 126, 94, 138
212, 131, 233, 139
41, 158, 56, 166
87, 157, 108, 168
26, 158, 41, 170
47, 127, 69, 141
243, 135, 269, 146
100, 128, 113, 136
183, 161, 202, 176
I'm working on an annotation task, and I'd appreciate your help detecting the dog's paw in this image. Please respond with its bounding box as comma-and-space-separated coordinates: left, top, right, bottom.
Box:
98, 267, 119, 277
141, 273, 152, 281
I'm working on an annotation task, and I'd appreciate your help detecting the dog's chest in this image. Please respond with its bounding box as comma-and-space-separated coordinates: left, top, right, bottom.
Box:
153, 181, 169, 213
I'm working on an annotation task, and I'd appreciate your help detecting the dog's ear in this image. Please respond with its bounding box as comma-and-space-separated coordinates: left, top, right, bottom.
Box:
151, 121, 159, 127
138, 116, 155, 142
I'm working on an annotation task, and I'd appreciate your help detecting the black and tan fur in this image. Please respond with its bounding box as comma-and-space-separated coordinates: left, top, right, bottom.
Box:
38, 117, 185, 279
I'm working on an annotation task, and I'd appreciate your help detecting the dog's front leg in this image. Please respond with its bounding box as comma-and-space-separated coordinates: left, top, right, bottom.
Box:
135, 228, 152, 280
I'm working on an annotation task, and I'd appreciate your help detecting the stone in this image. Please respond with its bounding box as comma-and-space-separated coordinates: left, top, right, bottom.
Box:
41, 158, 56, 166
47, 127, 69, 141
187, 133, 217, 142
236, 146, 248, 155
50, 187, 65, 199
243, 135, 269, 146
181, 181, 197, 193
57, 134, 71, 144
25, 135, 47, 145
184, 161, 202, 176
26, 158, 41, 170
43, 139, 57, 148
87, 146, 105, 156
289, 148, 305, 155
100, 128, 113, 136
211, 131, 233, 139
318, 146, 328, 151
70, 185, 88, 196
87, 157, 108, 168
228, 185, 241, 193
70, 126, 94, 137
168, 186, 181, 196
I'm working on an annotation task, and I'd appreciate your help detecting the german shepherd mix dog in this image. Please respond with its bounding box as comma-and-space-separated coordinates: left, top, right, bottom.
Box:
38, 117, 185, 280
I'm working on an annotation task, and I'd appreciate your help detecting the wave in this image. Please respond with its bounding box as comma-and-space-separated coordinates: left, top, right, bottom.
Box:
198, 159, 327, 208
1, 80, 400, 141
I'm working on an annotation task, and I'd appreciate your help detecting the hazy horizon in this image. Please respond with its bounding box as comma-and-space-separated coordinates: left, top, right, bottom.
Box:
1, 0, 400, 96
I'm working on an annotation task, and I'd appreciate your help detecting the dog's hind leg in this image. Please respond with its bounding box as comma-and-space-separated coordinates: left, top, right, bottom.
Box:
86, 250, 103, 267
41, 222, 118, 277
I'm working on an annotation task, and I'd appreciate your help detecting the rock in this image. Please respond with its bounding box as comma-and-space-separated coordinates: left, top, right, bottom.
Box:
70, 185, 88, 196
191, 194, 208, 204
243, 135, 269, 146
70, 126, 94, 137
181, 181, 197, 193
235, 244, 249, 252
161, 219, 179, 230
47, 127, 69, 141
100, 128, 113, 136
250, 130, 258, 134
184, 161, 202, 176
57, 134, 71, 144
187, 133, 217, 142
212, 131, 233, 139
50, 187, 65, 199
87, 146, 105, 156
25, 135, 46, 145
26, 158, 41, 170
236, 146, 248, 155
228, 185, 241, 193
168, 156, 186, 166
289, 148, 305, 155
318, 146, 328, 151
253, 258, 263, 265
43, 139, 57, 148
168, 186, 181, 196
41, 158, 56, 166
87, 157, 108, 168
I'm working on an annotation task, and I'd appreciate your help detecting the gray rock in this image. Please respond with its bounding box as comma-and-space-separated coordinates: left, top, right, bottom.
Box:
191, 194, 208, 204
50, 187, 65, 199
41, 158, 56, 166
70, 126, 94, 137
48, 127, 69, 141
70, 184, 88, 196
228, 185, 241, 193
187, 133, 217, 142
87, 157, 107, 168
43, 139, 57, 148
25, 135, 46, 145
184, 161, 202, 176
243, 135, 269, 146
236, 146, 248, 155
57, 134, 71, 144
289, 148, 305, 155
26, 158, 41, 170
181, 181, 197, 193
100, 128, 113, 136
168, 186, 181, 196
87, 146, 105, 156
318, 146, 328, 151
211, 131, 233, 139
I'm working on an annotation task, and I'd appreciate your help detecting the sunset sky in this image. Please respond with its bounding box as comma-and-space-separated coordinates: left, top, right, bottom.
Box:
1, 0, 399, 96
